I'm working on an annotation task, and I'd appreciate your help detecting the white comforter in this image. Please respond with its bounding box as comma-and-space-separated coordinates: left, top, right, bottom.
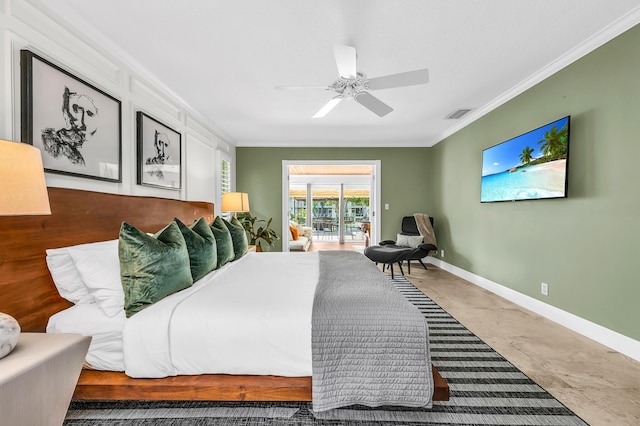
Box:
122, 251, 319, 378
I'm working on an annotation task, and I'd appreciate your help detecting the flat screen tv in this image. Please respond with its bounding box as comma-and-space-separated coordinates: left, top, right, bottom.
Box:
481, 116, 570, 203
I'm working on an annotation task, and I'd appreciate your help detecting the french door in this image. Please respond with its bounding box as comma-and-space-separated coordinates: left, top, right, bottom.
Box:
282, 160, 380, 251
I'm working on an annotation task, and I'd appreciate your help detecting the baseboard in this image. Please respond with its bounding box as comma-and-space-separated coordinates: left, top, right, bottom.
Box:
427, 258, 640, 362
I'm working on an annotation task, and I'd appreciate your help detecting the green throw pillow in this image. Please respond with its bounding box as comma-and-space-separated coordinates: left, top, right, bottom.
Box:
174, 217, 217, 281
209, 216, 235, 268
223, 216, 248, 260
119, 221, 193, 318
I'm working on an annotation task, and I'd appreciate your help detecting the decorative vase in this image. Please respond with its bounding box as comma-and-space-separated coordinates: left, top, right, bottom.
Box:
0, 312, 20, 359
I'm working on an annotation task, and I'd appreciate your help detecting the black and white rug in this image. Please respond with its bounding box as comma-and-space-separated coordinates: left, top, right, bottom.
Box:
64, 276, 588, 425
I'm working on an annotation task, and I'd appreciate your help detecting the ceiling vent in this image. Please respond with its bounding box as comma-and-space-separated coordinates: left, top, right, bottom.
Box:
445, 108, 472, 119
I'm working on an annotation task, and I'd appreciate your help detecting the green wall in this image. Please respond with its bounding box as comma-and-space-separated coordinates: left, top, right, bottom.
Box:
236, 148, 431, 252
427, 24, 640, 341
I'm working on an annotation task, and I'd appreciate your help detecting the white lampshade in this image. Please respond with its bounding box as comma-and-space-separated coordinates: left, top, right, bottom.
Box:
0, 139, 51, 215
221, 192, 250, 213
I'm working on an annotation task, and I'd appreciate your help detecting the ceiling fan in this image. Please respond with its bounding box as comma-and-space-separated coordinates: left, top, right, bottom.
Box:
276, 45, 429, 118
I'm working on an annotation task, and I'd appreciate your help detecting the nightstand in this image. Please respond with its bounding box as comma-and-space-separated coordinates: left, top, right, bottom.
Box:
0, 333, 91, 426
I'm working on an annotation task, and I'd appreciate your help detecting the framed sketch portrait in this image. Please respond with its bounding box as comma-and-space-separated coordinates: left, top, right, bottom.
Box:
136, 111, 182, 190
20, 50, 122, 182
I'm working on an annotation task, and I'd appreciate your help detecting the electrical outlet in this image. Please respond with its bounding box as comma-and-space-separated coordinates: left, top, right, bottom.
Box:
541, 282, 549, 296
441, 249, 445, 258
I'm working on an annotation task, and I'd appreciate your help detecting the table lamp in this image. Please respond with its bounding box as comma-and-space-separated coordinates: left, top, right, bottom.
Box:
221, 192, 250, 218
0, 139, 51, 215
0, 139, 51, 359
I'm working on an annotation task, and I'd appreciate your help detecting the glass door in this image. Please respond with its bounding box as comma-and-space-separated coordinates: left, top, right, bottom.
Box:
342, 184, 370, 244
282, 160, 380, 251
288, 183, 308, 227
311, 185, 340, 241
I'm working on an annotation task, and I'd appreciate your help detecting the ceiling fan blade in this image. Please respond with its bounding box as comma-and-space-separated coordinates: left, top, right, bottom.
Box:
275, 85, 330, 90
312, 97, 342, 119
355, 92, 393, 117
366, 68, 429, 90
333, 45, 357, 79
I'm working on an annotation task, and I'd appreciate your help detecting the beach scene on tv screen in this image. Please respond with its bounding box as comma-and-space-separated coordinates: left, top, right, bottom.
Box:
481, 116, 569, 202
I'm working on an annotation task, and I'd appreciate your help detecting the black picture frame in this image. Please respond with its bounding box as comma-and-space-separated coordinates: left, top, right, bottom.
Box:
136, 111, 182, 190
20, 50, 122, 182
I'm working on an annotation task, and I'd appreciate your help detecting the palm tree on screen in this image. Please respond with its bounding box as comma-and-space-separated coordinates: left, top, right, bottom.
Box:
538, 124, 568, 159
519, 146, 535, 165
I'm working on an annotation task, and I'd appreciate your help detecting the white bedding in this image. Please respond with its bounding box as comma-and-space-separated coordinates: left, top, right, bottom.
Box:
46, 304, 126, 371
123, 251, 319, 378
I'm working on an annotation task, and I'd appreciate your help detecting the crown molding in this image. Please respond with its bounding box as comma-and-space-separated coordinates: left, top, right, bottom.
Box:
431, 5, 640, 147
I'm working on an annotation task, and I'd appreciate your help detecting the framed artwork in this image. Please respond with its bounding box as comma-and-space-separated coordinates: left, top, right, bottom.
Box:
20, 50, 122, 182
136, 111, 182, 190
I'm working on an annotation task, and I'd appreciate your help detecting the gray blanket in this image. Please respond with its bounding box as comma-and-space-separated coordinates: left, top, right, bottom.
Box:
312, 251, 433, 412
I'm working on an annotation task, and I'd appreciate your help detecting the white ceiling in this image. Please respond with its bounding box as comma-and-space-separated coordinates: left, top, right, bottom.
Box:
42, 1, 640, 147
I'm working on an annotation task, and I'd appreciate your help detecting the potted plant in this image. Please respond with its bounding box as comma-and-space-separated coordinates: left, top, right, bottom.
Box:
237, 213, 279, 251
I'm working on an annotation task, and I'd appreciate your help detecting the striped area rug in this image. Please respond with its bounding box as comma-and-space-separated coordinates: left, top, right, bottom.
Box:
64, 276, 588, 425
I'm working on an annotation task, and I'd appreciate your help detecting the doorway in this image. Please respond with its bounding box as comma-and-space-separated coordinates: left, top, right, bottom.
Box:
282, 160, 380, 251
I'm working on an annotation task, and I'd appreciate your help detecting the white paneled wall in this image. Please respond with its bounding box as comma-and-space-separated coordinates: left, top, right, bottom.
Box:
0, 0, 232, 204
185, 134, 216, 204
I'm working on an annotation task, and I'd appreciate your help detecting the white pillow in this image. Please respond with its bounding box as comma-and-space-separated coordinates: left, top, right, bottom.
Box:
46, 248, 94, 304
65, 239, 124, 317
396, 234, 423, 248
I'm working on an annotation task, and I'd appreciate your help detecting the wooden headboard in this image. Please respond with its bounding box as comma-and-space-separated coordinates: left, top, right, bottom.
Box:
0, 187, 214, 332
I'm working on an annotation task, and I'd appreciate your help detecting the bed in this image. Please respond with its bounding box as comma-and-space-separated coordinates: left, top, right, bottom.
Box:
0, 187, 449, 404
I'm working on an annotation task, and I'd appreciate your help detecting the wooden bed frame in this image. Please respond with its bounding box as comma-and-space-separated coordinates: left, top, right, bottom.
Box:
0, 187, 449, 402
